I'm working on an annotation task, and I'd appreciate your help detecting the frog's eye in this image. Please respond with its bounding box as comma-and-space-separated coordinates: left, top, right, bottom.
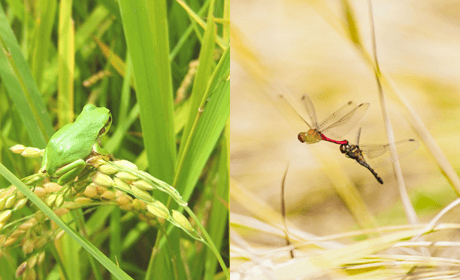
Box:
98, 127, 106, 136
98, 115, 112, 136
105, 116, 112, 128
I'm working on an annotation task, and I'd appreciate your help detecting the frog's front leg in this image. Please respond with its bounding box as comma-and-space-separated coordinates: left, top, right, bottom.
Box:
91, 143, 114, 161
92, 142, 109, 155
55, 159, 87, 185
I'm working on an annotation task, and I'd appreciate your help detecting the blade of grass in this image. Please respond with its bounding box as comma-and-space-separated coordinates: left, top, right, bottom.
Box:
110, 207, 122, 280
145, 228, 181, 280
175, 46, 229, 200
118, 0, 176, 185
96, 0, 121, 21
0, 2, 54, 147
60, 213, 82, 280
86, 206, 115, 236
175, 0, 225, 49
30, 0, 56, 89
75, 6, 110, 50
3, 0, 24, 22
176, 0, 206, 29
341, 0, 361, 46
170, 0, 210, 61
58, 0, 75, 126
365, 0, 418, 225
268, 228, 439, 279
203, 129, 229, 280
122, 220, 149, 251
223, 0, 229, 42
133, 99, 189, 170
49, 245, 71, 280
118, 53, 132, 121
176, 0, 216, 163
93, 37, 126, 77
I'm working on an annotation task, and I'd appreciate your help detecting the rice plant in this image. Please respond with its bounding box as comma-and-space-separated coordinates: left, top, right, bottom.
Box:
0, 0, 229, 279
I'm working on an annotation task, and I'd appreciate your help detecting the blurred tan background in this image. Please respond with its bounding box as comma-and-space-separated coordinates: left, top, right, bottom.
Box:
231, 0, 460, 239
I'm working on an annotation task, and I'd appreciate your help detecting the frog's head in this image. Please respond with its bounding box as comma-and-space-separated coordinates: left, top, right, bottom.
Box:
80, 104, 112, 137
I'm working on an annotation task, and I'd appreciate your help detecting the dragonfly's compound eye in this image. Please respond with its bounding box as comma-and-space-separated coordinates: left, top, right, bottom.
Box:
297, 133, 306, 143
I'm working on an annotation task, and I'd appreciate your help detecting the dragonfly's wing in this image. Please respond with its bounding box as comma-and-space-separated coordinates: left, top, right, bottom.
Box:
360, 139, 420, 168
319, 102, 370, 140
356, 127, 362, 146
278, 94, 313, 129
300, 95, 318, 130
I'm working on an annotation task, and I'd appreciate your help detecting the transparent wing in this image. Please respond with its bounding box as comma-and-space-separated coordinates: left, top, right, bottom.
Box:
300, 95, 318, 130
359, 139, 420, 168
356, 127, 362, 146
319, 102, 370, 140
278, 94, 313, 129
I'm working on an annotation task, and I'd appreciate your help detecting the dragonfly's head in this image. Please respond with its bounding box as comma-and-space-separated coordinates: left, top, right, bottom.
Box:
298, 133, 306, 143
340, 144, 350, 154
298, 129, 321, 144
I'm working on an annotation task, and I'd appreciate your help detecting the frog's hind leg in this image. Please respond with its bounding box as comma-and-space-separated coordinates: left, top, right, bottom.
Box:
56, 159, 86, 185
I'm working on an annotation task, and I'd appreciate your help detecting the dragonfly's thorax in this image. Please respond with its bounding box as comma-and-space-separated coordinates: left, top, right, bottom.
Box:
298, 129, 322, 144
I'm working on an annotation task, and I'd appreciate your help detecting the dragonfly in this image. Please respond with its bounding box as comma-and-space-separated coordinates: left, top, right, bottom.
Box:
339, 128, 420, 184
280, 94, 370, 145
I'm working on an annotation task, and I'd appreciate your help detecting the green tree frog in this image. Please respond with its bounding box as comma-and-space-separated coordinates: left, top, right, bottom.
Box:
40, 104, 112, 185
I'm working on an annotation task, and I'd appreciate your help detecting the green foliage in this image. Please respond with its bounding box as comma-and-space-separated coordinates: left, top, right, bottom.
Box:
0, 0, 229, 279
